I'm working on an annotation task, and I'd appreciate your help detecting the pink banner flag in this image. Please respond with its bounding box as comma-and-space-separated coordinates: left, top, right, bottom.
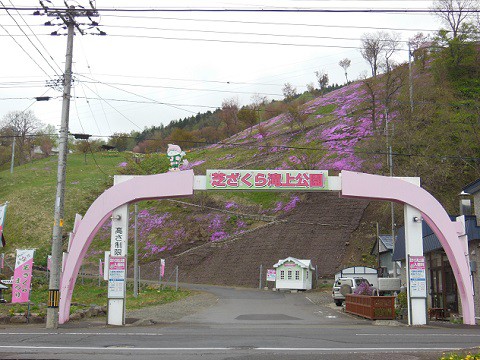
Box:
160, 259, 165, 277
12, 249, 35, 303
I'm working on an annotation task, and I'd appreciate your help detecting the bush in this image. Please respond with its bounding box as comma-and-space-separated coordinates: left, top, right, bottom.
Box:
354, 281, 373, 296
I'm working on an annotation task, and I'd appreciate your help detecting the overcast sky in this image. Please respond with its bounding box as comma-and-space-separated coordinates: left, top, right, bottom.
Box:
0, 1, 443, 138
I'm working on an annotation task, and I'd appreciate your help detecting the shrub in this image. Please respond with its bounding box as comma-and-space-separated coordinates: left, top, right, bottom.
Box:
354, 281, 373, 296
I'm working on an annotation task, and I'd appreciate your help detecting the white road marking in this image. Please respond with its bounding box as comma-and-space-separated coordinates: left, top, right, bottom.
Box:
0, 345, 460, 352
356, 333, 480, 337
0, 332, 163, 336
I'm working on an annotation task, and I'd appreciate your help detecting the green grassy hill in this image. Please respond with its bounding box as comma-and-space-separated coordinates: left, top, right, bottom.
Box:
0, 152, 123, 265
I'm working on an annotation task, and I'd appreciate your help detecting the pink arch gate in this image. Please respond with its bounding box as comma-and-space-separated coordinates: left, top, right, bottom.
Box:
58, 170, 476, 325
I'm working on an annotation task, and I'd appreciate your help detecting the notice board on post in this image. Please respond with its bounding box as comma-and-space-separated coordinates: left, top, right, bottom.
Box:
408, 255, 427, 298
108, 256, 126, 299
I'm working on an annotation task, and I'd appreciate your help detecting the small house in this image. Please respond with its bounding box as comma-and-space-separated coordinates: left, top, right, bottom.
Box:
273, 257, 314, 290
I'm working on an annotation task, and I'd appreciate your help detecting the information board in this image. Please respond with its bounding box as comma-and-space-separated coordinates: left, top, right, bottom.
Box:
266, 269, 276, 282
108, 256, 126, 299
408, 255, 427, 298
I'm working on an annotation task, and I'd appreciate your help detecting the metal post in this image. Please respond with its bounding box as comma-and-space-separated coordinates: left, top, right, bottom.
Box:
138, 266, 141, 289
159, 259, 162, 285
175, 265, 179, 291
46, 20, 74, 329
10, 136, 15, 174
133, 204, 138, 298
390, 145, 397, 277
259, 264, 263, 289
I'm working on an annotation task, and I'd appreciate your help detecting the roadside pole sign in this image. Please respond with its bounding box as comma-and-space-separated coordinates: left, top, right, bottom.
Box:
12, 249, 35, 303
108, 256, 126, 299
408, 255, 427, 298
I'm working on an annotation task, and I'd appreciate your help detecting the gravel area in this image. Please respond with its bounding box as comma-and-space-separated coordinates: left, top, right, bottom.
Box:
125, 290, 218, 324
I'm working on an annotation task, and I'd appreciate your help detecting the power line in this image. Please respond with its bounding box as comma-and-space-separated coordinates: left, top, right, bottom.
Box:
78, 78, 284, 97
101, 23, 413, 44
100, 13, 439, 33
5, 0, 63, 74
78, 75, 200, 115
0, 12, 52, 78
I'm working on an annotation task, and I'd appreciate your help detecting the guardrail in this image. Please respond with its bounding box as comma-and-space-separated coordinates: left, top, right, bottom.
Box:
345, 294, 395, 320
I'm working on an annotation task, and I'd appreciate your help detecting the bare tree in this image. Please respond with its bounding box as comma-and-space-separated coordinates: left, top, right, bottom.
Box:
218, 97, 239, 136
282, 83, 297, 101
286, 104, 309, 132
409, 33, 431, 70
431, 0, 479, 38
381, 32, 401, 73
315, 70, 329, 95
338, 58, 351, 83
1, 110, 41, 164
361, 31, 401, 77
360, 32, 386, 77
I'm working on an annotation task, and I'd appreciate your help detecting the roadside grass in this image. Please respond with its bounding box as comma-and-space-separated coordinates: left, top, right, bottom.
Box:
0, 152, 126, 265
0, 272, 190, 316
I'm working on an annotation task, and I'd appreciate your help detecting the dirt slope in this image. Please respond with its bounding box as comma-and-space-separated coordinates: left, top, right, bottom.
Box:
140, 192, 369, 287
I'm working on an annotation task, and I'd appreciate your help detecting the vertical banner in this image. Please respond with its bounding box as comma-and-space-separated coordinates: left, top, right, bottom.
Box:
12, 249, 35, 303
0, 202, 7, 247
160, 258, 165, 278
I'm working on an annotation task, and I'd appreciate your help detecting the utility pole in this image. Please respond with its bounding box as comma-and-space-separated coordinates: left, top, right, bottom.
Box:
408, 43, 414, 114
41, 2, 100, 329
10, 136, 15, 174
385, 109, 396, 278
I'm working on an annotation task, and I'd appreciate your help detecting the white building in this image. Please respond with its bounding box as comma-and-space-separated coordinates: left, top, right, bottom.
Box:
273, 257, 314, 290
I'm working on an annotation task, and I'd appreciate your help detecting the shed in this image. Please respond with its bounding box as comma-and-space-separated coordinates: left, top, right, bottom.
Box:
273, 257, 314, 290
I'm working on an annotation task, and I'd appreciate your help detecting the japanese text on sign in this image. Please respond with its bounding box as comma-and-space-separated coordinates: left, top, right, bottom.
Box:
409, 255, 427, 298
108, 256, 126, 299
113, 227, 124, 256
206, 170, 328, 191
12, 249, 35, 303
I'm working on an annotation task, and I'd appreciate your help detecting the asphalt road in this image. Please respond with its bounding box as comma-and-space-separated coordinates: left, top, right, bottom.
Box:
0, 284, 479, 359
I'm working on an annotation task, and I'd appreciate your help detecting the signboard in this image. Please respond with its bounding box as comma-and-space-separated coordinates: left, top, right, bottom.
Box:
108, 256, 126, 299
409, 255, 427, 298
12, 249, 35, 303
160, 258, 165, 278
206, 170, 328, 191
266, 269, 276, 282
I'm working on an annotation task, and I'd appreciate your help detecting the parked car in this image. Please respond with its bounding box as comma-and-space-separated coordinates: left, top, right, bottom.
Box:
332, 277, 370, 306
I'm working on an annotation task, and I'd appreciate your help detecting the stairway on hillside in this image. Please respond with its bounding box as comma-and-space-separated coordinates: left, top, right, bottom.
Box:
141, 192, 369, 288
